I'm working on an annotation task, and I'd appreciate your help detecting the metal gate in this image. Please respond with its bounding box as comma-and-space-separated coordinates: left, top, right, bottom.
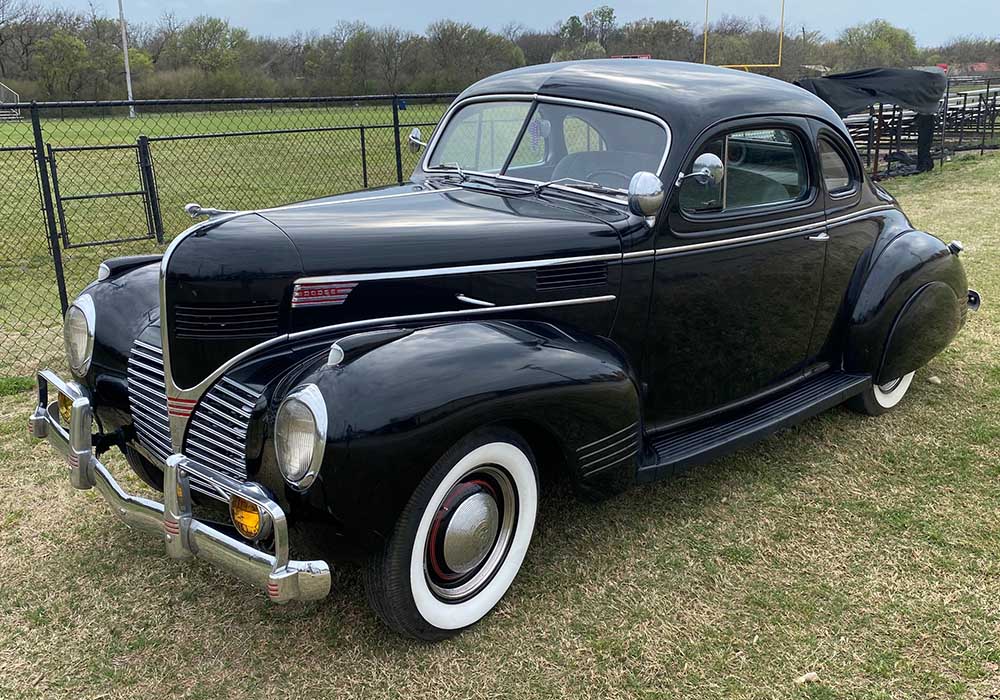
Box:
46, 137, 164, 249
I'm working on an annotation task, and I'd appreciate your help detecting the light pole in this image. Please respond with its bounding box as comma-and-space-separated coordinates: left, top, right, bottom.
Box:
117, 0, 136, 118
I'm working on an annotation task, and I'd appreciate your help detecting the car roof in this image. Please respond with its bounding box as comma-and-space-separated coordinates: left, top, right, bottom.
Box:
457, 60, 849, 143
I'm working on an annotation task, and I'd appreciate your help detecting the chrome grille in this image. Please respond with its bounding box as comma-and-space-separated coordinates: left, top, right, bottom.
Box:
126, 337, 258, 495
126, 339, 173, 463
184, 377, 259, 482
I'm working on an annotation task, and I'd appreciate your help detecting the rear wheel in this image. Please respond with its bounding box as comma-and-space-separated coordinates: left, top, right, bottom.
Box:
364, 427, 538, 640
848, 371, 916, 416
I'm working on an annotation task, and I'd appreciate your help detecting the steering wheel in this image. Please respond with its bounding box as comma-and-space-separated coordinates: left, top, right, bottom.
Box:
585, 169, 631, 189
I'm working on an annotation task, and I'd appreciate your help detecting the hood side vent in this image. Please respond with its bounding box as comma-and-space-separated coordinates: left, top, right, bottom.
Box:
173, 302, 280, 340
536, 261, 608, 292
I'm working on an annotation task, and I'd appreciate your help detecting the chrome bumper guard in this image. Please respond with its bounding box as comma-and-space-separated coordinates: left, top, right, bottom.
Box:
29, 369, 331, 604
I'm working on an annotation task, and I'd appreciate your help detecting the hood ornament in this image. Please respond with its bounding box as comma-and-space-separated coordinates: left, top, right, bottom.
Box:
184, 202, 236, 219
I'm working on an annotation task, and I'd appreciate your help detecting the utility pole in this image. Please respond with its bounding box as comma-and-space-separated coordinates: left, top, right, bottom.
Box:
117, 0, 136, 118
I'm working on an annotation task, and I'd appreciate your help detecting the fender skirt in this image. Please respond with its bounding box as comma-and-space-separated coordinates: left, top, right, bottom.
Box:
878, 282, 962, 384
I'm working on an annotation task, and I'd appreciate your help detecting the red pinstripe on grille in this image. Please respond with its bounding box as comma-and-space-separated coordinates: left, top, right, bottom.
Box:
167, 397, 196, 417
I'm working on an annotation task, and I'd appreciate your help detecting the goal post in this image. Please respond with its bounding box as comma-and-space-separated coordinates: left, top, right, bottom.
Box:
703, 0, 786, 71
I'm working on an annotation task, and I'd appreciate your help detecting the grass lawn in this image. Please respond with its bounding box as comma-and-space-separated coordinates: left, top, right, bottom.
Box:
0, 154, 998, 699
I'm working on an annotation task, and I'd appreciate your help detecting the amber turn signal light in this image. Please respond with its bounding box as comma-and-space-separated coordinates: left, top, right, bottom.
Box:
229, 495, 266, 540
57, 391, 73, 426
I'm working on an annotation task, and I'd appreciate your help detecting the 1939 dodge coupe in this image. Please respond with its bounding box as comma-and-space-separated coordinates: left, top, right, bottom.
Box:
31, 60, 979, 640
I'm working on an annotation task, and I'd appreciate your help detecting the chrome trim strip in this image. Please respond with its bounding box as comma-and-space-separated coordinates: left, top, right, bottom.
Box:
653, 205, 899, 258
456, 293, 496, 308
656, 224, 826, 256
258, 187, 461, 213
580, 440, 639, 469
168, 295, 616, 401
576, 421, 638, 452
581, 449, 637, 477
579, 431, 638, 461
825, 204, 897, 226
295, 252, 622, 285
418, 93, 672, 206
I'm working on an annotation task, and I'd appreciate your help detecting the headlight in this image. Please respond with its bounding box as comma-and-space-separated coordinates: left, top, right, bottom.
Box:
274, 384, 327, 489
63, 294, 95, 376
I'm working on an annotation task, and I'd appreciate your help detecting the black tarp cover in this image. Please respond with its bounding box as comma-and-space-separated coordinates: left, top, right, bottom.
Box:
795, 68, 947, 117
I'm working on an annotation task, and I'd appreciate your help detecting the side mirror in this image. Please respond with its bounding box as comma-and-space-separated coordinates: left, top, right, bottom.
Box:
627, 171, 665, 218
676, 153, 724, 188
408, 127, 426, 154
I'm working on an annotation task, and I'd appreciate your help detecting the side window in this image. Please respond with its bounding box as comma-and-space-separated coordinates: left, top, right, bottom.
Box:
818, 138, 854, 193
679, 127, 809, 214
563, 116, 607, 154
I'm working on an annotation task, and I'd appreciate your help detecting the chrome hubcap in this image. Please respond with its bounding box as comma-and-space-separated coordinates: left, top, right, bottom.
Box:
442, 492, 500, 574
878, 377, 903, 393
426, 465, 517, 602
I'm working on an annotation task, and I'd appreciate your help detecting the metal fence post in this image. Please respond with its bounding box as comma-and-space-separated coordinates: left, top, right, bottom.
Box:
30, 102, 69, 314
392, 95, 404, 185
360, 126, 369, 189
137, 135, 164, 243
940, 79, 950, 169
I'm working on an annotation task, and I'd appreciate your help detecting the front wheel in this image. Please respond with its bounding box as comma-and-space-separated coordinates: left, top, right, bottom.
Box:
364, 427, 538, 640
848, 371, 916, 416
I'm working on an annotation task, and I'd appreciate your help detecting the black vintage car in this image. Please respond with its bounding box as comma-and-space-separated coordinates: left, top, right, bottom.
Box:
31, 60, 979, 640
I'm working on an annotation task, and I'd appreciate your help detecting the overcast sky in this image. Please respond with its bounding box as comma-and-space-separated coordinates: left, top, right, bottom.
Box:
62, 0, 995, 48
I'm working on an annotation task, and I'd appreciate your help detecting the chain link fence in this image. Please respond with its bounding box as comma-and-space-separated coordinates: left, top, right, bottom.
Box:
0, 93, 456, 377
1, 81, 998, 377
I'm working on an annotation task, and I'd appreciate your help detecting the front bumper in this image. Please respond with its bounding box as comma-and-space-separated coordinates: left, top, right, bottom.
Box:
28, 369, 331, 603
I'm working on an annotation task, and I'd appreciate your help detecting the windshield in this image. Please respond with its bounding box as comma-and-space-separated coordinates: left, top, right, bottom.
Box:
426, 99, 667, 193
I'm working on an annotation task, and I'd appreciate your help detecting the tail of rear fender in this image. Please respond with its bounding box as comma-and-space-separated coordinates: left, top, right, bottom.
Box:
845, 229, 969, 382
289, 320, 641, 551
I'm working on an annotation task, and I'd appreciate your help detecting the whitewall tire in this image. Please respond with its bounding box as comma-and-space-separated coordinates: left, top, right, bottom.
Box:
364, 427, 538, 640
848, 370, 916, 416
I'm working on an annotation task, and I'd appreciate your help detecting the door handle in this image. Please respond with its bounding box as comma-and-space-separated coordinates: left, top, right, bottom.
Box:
807, 232, 830, 242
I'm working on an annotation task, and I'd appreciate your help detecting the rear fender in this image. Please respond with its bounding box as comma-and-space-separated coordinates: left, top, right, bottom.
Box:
289, 320, 641, 552
845, 229, 968, 381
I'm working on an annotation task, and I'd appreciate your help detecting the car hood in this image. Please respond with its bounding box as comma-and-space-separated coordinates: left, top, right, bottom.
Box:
258, 183, 627, 275
161, 182, 627, 388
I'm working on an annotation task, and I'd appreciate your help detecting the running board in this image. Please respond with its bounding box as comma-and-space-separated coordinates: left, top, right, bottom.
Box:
638, 372, 870, 483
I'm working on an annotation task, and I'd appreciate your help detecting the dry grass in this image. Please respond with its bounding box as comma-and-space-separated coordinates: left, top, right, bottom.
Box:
0, 154, 998, 699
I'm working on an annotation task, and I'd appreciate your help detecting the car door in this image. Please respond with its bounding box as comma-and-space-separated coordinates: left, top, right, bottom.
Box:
642, 117, 829, 428
804, 124, 876, 359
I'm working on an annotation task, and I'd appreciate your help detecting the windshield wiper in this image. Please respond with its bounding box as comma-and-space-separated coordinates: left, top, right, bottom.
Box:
532, 177, 623, 197
426, 162, 468, 181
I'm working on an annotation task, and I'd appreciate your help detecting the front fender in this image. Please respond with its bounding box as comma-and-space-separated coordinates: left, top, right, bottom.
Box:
845, 229, 968, 381
292, 320, 640, 552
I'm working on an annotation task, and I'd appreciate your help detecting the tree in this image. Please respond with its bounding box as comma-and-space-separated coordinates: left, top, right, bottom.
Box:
33, 30, 87, 97
836, 19, 918, 69
551, 41, 605, 62
424, 20, 523, 91
612, 18, 694, 60
583, 6, 616, 50
174, 16, 245, 72
373, 25, 417, 93
559, 15, 586, 48
516, 31, 562, 64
